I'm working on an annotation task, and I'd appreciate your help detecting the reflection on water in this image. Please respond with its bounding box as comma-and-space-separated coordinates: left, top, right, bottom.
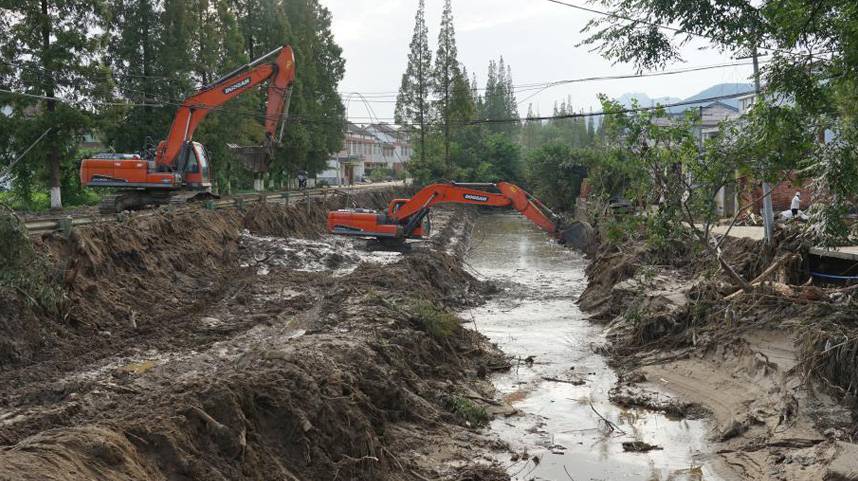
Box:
464, 212, 721, 481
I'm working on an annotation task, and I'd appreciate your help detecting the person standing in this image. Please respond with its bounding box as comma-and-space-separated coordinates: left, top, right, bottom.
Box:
791, 192, 801, 218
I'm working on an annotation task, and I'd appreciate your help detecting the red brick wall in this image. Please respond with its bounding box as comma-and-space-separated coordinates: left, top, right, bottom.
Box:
579, 179, 592, 199
739, 173, 813, 213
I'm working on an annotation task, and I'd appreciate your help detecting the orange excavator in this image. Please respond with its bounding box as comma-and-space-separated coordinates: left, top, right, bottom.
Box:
80, 44, 296, 213
327, 182, 567, 247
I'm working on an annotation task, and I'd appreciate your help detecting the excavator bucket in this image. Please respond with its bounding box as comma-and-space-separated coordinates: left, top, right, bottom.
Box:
227, 144, 272, 174
557, 221, 595, 252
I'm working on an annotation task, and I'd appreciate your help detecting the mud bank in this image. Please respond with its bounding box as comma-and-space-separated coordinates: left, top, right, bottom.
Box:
0, 192, 511, 480
578, 233, 858, 481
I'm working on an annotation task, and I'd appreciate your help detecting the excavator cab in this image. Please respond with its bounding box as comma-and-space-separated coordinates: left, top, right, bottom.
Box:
180, 142, 212, 189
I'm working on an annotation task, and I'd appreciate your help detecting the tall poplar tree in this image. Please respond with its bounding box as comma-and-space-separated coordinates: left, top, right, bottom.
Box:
482, 56, 518, 138
279, 0, 346, 182
394, 0, 432, 166
0, 0, 107, 208
432, 0, 461, 173
104, 0, 175, 153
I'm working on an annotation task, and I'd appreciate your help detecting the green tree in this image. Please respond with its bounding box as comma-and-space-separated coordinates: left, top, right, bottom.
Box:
103, 0, 167, 153
481, 57, 519, 138
473, 133, 521, 183
581, 0, 858, 244
432, 0, 461, 174
0, 0, 108, 208
276, 0, 345, 184
395, 0, 432, 168
526, 143, 590, 211
191, 0, 257, 194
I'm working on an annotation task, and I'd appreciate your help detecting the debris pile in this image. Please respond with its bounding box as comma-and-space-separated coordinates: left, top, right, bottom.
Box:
578, 226, 858, 480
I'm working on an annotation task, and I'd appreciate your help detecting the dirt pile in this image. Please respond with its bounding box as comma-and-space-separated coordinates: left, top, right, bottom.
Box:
0, 192, 510, 480
0, 209, 66, 364
578, 230, 858, 481
0, 188, 409, 370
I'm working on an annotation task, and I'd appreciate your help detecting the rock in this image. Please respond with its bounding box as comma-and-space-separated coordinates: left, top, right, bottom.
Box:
200, 317, 222, 327
825, 442, 858, 481
719, 418, 748, 441
622, 441, 662, 452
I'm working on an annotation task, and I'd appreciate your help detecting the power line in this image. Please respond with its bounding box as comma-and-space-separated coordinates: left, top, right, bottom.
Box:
340, 59, 764, 104
542, 0, 819, 58
516, 60, 761, 106
480, 89, 757, 124
5, 51, 763, 126
0, 86, 758, 127
0, 88, 165, 108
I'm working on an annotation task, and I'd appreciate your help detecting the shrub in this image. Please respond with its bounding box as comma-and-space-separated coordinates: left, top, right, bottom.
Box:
368, 168, 393, 183
0, 210, 64, 313
411, 301, 460, 339
444, 395, 489, 427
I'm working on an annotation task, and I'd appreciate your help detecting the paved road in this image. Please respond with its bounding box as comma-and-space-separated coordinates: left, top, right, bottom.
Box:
710, 224, 858, 261
22, 180, 409, 235
710, 225, 764, 241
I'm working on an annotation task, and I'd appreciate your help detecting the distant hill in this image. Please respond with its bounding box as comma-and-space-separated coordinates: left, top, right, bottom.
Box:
667, 83, 755, 113
614, 83, 755, 114
616, 92, 681, 109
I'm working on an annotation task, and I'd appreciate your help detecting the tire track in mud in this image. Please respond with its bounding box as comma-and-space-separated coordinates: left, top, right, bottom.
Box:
0, 192, 511, 481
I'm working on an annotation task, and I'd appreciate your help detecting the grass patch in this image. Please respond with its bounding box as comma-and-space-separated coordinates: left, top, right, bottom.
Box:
411, 301, 460, 339
444, 395, 489, 428
0, 189, 101, 211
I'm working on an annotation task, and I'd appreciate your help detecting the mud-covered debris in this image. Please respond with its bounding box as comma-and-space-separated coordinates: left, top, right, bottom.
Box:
826, 442, 858, 481
239, 231, 401, 276
609, 384, 708, 420
719, 418, 749, 441
541, 376, 585, 386
622, 441, 663, 452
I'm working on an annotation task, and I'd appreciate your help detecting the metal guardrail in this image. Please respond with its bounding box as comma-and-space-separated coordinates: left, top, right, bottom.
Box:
22, 182, 403, 235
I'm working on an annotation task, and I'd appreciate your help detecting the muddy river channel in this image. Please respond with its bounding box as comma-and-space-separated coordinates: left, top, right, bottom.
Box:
464, 212, 724, 481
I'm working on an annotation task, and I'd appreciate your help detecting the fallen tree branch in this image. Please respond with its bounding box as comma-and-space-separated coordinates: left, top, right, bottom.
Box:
542, 376, 585, 386
725, 254, 798, 300
680, 198, 750, 291
715, 185, 778, 251
589, 402, 626, 434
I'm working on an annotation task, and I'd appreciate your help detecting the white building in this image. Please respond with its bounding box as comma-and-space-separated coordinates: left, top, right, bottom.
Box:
318, 123, 411, 185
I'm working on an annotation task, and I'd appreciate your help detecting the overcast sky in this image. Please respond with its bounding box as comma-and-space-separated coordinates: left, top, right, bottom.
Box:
319, 0, 757, 123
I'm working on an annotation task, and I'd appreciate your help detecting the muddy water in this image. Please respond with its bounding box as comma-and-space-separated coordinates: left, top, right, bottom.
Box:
464, 212, 722, 481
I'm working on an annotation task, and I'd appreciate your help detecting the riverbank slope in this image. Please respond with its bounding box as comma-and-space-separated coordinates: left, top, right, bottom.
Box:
578, 231, 858, 481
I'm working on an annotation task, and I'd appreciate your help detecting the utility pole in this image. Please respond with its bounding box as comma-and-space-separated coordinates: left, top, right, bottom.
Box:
752, 45, 775, 243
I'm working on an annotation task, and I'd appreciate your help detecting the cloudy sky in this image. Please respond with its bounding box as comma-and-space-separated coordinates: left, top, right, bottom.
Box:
319, 0, 757, 123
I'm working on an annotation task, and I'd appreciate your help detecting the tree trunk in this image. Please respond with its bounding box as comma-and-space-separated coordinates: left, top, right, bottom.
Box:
41, 0, 61, 210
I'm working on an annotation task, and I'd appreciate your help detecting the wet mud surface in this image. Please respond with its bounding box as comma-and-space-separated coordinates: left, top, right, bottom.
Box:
464, 212, 721, 481
0, 193, 511, 481
571, 225, 858, 481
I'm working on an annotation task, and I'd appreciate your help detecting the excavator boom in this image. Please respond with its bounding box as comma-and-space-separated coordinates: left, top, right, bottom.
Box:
327, 182, 563, 242
157, 45, 296, 169
80, 44, 296, 212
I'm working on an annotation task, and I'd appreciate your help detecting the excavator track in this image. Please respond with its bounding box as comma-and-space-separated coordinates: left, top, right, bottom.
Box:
98, 190, 218, 214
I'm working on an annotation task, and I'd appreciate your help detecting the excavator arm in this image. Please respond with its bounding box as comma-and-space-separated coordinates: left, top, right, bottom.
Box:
156, 45, 296, 169
327, 182, 563, 241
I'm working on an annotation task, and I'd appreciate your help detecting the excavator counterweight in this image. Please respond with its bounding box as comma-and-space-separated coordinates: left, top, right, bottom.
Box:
327, 182, 568, 247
